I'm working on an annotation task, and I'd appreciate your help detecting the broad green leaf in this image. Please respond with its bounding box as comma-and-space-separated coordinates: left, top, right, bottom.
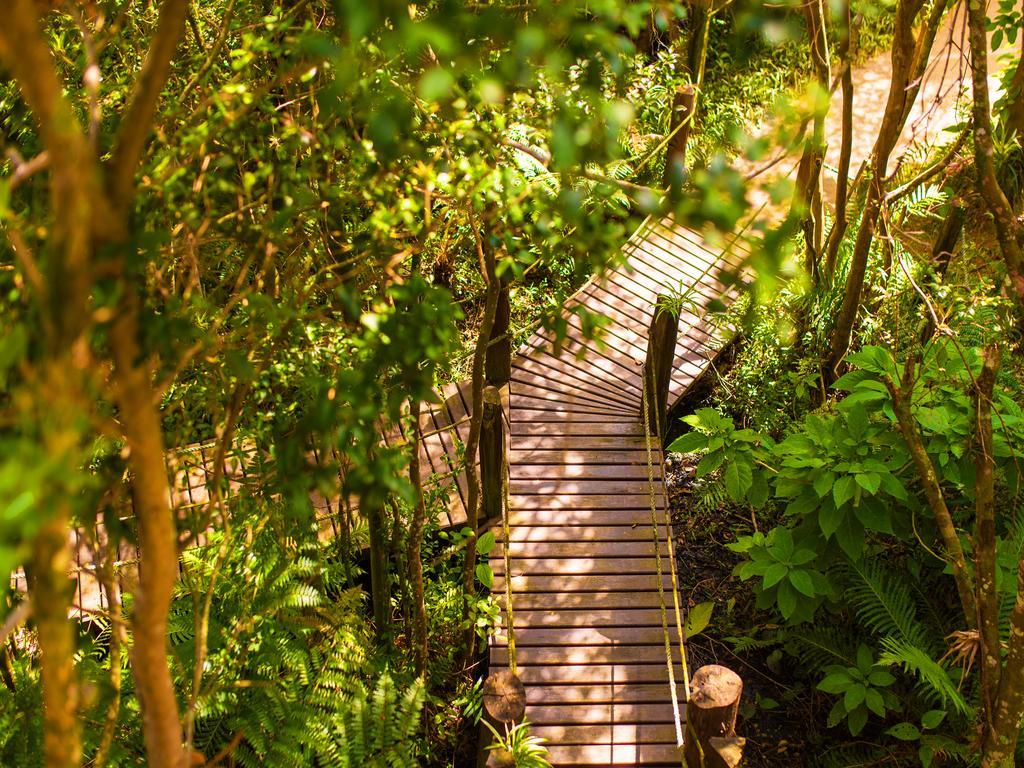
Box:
921, 710, 946, 729
788, 569, 816, 597
476, 531, 496, 555
818, 673, 852, 694
684, 601, 715, 638
813, 471, 834, 499
886, 722, 921, 741
696, 451, 725, 478
833, 475, 856, 507
775, 580, 797, 619
475, 563, 494, 589
762, 562, 788, 589
668, 432, 707, 454
855, 472, 881, 495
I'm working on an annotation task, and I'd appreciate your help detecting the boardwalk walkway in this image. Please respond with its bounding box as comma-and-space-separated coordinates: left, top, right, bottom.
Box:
489, 217, 746, 766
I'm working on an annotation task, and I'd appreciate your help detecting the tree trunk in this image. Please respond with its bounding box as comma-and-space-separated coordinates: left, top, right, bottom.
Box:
966, 0, 1024, 302
407, 401, 430, 676
109, 305, 187, 768
461, 218, 502, 658
826, 0, 931, 378
886, 360, 977, 627
824, 0, 853, 279
29, 509, 81, 768
793, 0, 830, 281
684, 3, 711, 89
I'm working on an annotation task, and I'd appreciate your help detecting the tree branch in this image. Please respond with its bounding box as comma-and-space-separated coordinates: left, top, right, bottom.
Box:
106, 0, 190, 213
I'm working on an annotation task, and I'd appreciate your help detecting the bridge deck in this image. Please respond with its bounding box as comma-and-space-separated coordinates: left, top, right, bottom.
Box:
489, 217, 745, 766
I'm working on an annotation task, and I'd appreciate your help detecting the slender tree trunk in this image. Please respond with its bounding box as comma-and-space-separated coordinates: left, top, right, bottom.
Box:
29, 508, 81, 768
109, 304, 186, 768
966, 0, 1024, 301
886, 359, 977, 628
824, 0, 853, 279
684, 3, 711, 89
984, 558, 1024, 767
461, 217, 501, 659
793, 0, 831, 281
826, 0, 933, 378
407, 401, 430, 677
974, 346, 1001, 738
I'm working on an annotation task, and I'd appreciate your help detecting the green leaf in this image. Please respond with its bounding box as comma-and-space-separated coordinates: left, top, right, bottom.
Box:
476, 531, 496, 555
724, 460, 753, 501
844, 685, 866, 711
835, 516, 866, 560
813, 471, 834, 499
747, 472, 770, 508
818, 673, 852, 694
855, 472, 881, 495
668, 432, 707, 454
864, 687, 886, 716
819, 500, 844, 539
696, 451, 725, 478
763, 562, 788, 589
833, 475, 856, 508
847, 705, 868, 736
921, 710, 946, 730
788, 570, 816, 598
776, 581, 797, 619
886, 722, 921, 741
684, 601, 715, 638
475, 564, 494, 590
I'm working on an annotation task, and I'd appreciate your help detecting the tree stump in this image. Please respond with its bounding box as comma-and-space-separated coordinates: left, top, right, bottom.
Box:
483, 668, 526, 724
683, 665, 744, 768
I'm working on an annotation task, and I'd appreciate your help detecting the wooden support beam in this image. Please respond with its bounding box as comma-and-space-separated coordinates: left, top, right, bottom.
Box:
642, 294, 679, 438
480, 385, 504, 521
664, 84, 696, 190
684, 665, 745, 768
486, 279, 512, 385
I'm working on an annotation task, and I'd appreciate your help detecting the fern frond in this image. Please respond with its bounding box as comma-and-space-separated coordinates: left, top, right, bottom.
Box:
878, 637, 970, 715
839, 561, 931, 651
787, 626, 856, 672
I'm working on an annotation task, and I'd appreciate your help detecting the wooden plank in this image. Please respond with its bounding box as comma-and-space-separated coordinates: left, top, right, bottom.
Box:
512, 367, 637, 412
511, 436, 656, 451
510, 463, 661, 481
493, 557, 664, 575
513, 352, 640, 410
511, 608, 671, 628
510, 448, 654, 465
510, 479, 665, 496
527, 703, 676, 725
506, 523, 665, 540
544, 742, 684, 765
510, 421, 645, 437
501, 574, 673, 593
524, 683, 685, 704
497, 591, 675, 610
513, 662, 676, 685
492, 626, 673, 646
494, 645, 682, 665
496, 541, 668, 558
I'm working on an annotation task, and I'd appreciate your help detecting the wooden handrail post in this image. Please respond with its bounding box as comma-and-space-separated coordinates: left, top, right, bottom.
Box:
480, 385, 504, 522
486, 278, 512, 386
664, 84, 696, 190
643, 294, 679, 438
684, 665, 745, 768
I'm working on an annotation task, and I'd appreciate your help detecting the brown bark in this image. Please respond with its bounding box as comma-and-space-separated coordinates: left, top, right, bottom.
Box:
793, 0, 830, 281
1005, 50, 1024, 143
983, 558, 1024, 767
966, 0, 1024, 302
886, 360, 977, 628
461, 214, 501, 658
29, 512, 81, 768
106, 0, 191, 214
826, 0, 932, 377
407, 401, 430, 676
109, 304, 187, 768
974, 345, 1001, 742
824, 0, 853, 279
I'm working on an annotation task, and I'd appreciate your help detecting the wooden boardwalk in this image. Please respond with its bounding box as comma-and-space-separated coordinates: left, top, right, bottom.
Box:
490, 217, 746, 766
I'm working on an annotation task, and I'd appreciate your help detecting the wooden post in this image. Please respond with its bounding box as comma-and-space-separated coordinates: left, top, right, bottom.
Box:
663, 84, 696, 189
478, 669, 526, 768
480, 386, 504, 522
684, 665, 745, 768
643, 294, 679, 438
486, 278, 512, 386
